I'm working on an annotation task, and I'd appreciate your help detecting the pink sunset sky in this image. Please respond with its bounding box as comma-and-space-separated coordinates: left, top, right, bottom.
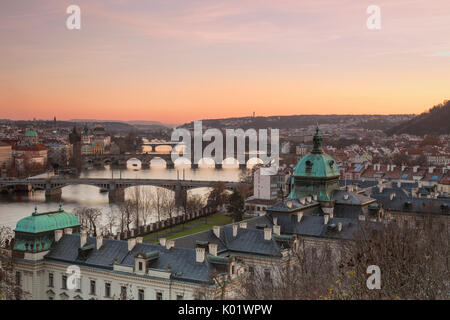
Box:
0, 0, 449, 123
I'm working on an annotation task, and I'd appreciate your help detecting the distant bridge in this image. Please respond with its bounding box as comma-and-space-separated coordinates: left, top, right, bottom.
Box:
83, 152, 269, 169
0, 178, 244, 206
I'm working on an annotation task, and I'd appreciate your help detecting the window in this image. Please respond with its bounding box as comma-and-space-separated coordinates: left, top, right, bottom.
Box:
105, 283, 111, 298
156, 292, 163, 300
176, 294, 183, 300
15, 271, 21, 286
48, 273, 54, 287
76, 277, 82, 292
138, 261, 143, 271
90, 280, 96, 295
138, 289, 145, 300
62, 275, 67, 289
248, 266, 254, 275
121, 286, 127, 300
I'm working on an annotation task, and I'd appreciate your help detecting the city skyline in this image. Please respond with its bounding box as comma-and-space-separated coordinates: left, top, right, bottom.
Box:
1, 0, 450, 123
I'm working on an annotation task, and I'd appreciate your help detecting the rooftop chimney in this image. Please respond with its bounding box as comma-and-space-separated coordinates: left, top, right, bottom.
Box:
401, 165, 406, 172
338, 222, 343, 232
208, 243, 218, 256
297, 212, 303, 222
273, 225, 281, 236
273, 217, 278, 225
232, 224, 238, 237
300, 198, 306, 205
96, 235, 103, 250
390, 193, 396, 200
213, 226, 221, 238
391, 165, 396, 172
136, 237, 143, 244
358, 215, 366, 221
196, 247, 205, 263
128, 238, 136, 251
428, 167, 435, 174
413, 166, 419, 173
397, 181, 401, 188
55, 230, 63, 242
64, 228, 72, 234
306, 196, 312, 203
80, 231, 87, 247
239, 222, 247, 229
324, 214, 329, 225
159, 238, 166, 247
343, 194, 349, 200
166, 240, 175, 250
264, 228, 272, 241
313, 194, 318, 201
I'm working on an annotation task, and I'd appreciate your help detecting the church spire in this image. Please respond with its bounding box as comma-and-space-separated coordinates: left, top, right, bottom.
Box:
311, 125, 323, 154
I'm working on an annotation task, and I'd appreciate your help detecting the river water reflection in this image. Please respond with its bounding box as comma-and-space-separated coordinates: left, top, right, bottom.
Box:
0, 159, 244, 228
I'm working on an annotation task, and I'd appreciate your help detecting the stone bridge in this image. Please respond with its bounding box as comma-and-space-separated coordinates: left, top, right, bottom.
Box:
0, 178, 244, 206
83, 152, 267, 169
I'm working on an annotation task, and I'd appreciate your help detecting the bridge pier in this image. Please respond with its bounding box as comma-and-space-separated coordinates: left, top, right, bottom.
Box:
45, 188, 62, 202
174, 184, 187, 208
109, 188, 125, 203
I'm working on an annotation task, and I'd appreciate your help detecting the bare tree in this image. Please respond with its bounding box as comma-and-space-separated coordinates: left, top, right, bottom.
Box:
74, 207, 103, 236
329, 218, 449, 300
236, 239, 334, 300
0, 226, 23, 300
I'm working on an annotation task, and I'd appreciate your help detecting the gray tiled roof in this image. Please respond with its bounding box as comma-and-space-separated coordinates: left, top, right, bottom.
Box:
45, 234, 217, 284
174, 224, 283, 258
371, 195, 450, 216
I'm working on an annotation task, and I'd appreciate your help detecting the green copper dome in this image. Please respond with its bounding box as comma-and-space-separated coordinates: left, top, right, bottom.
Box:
293, 127, 339, 178
288, 127, 340, 201
24, 129, 38, 137
14, 205, 80, 234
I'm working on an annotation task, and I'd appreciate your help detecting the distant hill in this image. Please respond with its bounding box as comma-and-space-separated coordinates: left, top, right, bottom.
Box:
180, 114, 413, 131
386, 100, 450, 136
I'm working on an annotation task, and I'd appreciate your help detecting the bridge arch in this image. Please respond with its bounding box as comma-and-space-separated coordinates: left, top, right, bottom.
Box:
198, 157, 215, 169
150, 157, 167, 168
222, 157, 240, 169
127, 158, 142, 168
174, 157, 191, 169
246, 157, 264, 169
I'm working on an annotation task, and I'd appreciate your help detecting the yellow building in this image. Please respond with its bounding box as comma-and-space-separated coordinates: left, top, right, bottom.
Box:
0, 141, 12, 169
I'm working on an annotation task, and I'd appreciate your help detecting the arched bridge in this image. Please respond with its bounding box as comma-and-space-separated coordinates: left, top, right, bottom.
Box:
0, 178, 244, 206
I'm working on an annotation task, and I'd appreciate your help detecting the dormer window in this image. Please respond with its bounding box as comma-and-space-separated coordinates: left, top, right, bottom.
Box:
305, 160, 313, 173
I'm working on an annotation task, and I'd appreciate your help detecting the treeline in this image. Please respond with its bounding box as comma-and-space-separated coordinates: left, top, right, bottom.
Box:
386, 100, 450, 136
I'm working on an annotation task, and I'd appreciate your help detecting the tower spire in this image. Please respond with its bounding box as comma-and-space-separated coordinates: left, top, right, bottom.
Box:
311, 125, 323, 154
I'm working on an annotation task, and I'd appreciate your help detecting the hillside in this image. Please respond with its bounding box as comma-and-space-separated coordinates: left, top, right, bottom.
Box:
386, 100, 450, 136
180, 114, 412, 130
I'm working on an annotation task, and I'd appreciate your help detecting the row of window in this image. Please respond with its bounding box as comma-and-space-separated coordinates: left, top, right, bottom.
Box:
47, 272, 183, 300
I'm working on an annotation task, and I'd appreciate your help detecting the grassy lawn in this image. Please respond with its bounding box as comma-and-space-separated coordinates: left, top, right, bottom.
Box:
143, 212, 234, 243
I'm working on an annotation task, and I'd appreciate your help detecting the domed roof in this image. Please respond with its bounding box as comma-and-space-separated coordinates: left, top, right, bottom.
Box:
24, 129, 38, 137
14, 205, 80, 234
293, 127, 340, 178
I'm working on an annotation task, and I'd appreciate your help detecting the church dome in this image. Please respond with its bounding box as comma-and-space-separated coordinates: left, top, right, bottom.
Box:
24, 129, 38, 137
293, 127, 340, 178
14, 205, 80, 234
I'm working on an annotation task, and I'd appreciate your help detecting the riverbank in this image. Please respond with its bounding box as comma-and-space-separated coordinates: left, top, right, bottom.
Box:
143, 212, 234, 243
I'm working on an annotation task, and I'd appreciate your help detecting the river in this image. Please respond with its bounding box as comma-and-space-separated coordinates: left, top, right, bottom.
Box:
0, 159, 244, 228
